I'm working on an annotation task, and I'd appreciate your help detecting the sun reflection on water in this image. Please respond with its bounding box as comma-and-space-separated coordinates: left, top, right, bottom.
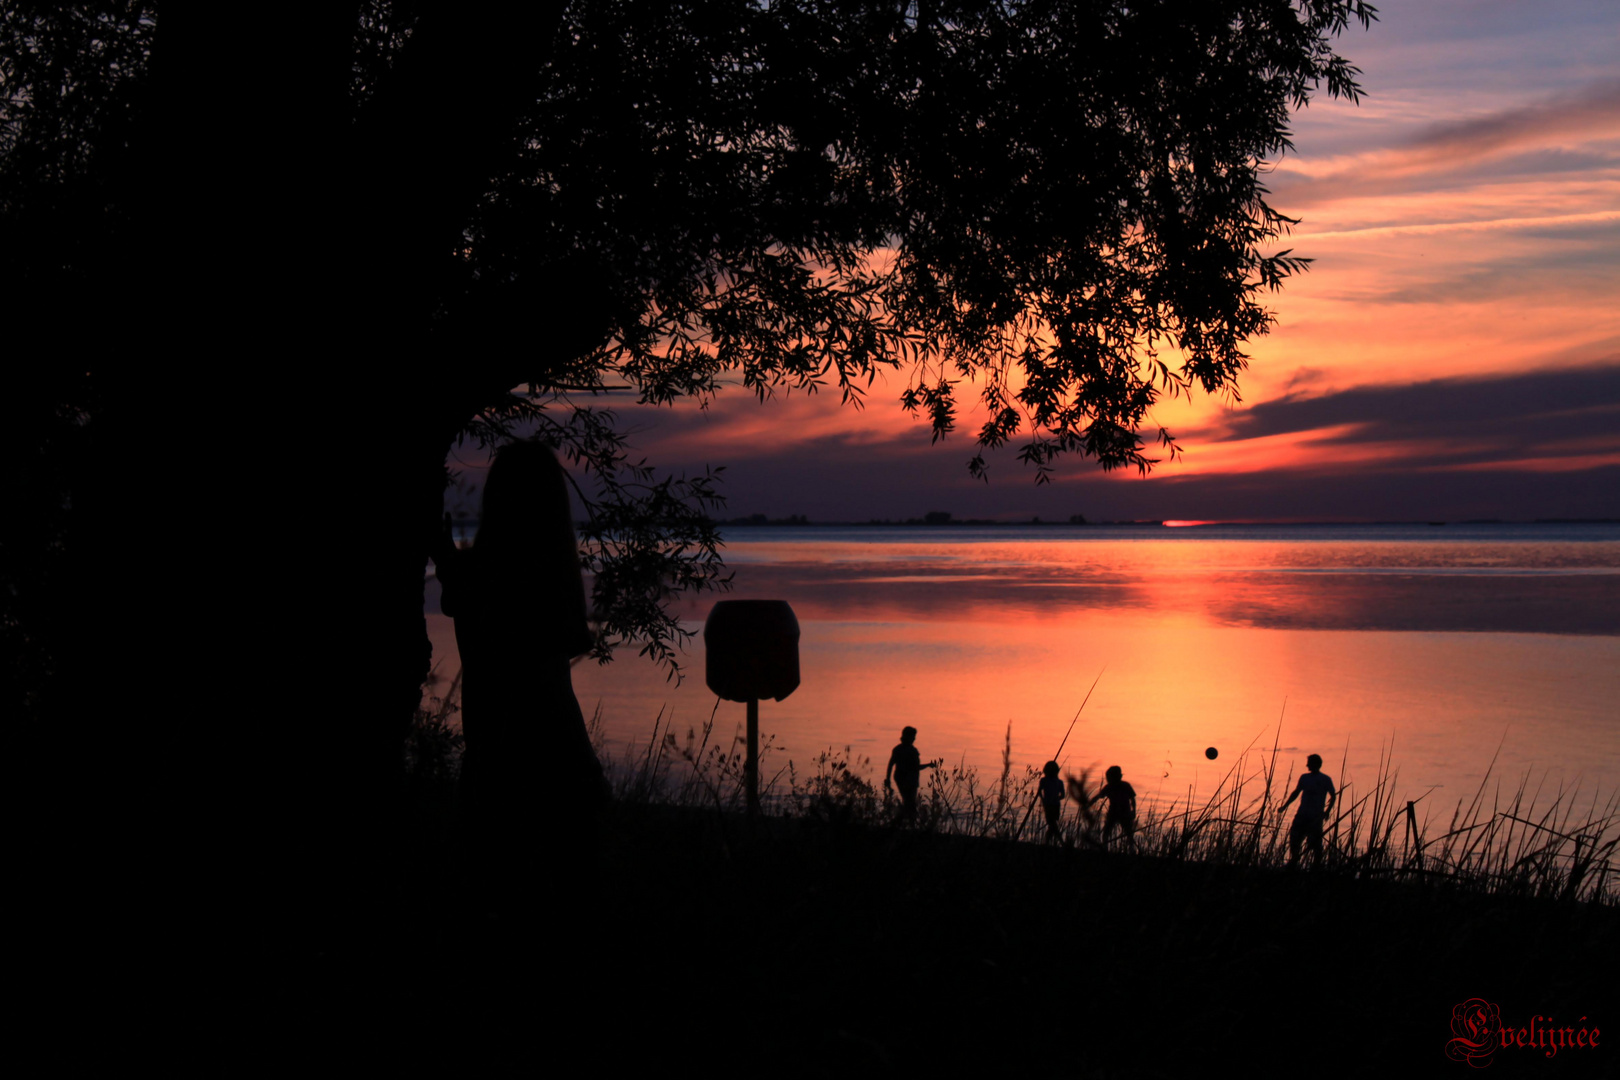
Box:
429, 527, 1620, 816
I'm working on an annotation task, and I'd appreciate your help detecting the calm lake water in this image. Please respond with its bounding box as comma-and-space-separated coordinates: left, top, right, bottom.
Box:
426, 523, 1620, 822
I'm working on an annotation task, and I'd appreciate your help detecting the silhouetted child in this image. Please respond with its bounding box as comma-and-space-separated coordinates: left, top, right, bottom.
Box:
1097, 765, 1137, 849
1038, 760, 1065, 842
1279, 753, 1337, 867
884, 726, 938, 822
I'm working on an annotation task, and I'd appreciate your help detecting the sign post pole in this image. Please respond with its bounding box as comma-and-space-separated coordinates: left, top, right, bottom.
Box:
746, 697, 760, 815
704, 599, 800, 820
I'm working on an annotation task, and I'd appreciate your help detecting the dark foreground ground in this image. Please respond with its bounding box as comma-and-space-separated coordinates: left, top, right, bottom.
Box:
273, 803, 1614, 1077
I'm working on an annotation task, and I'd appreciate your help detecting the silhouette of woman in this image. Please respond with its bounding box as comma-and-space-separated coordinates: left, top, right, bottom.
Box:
434, 440, 604, 893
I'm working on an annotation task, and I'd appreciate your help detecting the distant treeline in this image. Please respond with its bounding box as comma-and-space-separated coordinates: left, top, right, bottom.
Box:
709, 515, 1620, 528
441, 514, 1620, 532
712, 512, 1167, 526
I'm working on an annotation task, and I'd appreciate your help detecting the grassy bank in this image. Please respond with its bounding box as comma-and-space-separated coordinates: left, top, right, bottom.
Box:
597, 702, 1619, 907
345, 798, 1616, 1076
359, 687, 1618, 1074
578, 802, 1615, 1075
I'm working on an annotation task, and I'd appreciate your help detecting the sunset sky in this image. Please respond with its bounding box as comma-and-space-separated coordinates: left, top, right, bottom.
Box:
508, 0, 1620, 523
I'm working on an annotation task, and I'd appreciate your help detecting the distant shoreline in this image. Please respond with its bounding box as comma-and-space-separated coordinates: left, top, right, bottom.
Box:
448, 516, 1620, 530
701, 516, 1620, 528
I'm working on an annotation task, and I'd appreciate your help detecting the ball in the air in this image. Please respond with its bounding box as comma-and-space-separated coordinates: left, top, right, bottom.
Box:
1205, 746, 1219, 760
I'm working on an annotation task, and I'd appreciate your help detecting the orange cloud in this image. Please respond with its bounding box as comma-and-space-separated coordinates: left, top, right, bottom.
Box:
1272, 78, 1620, 199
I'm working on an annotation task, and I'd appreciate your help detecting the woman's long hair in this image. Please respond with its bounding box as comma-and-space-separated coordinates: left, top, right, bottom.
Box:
474, 440, 591, 654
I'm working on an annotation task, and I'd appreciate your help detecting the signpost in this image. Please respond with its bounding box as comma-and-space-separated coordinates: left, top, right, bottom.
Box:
703, 600, 801, 816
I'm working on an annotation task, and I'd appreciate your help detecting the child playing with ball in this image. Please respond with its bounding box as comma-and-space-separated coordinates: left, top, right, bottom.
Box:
1096, 765, 1137, 850
1038, 760, 1065, 843
884, 726, 939, 822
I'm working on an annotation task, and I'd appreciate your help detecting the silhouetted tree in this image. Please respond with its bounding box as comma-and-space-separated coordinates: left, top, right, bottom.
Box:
3, 1, 1373, 928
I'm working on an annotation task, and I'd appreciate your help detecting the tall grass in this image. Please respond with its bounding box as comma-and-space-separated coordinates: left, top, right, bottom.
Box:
407, 681, 1618, 905
400, 667, 465, 845
1119, 734, 1620, 905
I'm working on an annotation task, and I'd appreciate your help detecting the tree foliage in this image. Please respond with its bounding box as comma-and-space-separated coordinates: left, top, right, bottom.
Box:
3, 0, 1375, 683
458, 0, 1375, 664
469, 0, 1373, 471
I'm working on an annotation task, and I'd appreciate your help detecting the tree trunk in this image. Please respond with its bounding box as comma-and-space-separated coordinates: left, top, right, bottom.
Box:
55, 3, 572, 954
